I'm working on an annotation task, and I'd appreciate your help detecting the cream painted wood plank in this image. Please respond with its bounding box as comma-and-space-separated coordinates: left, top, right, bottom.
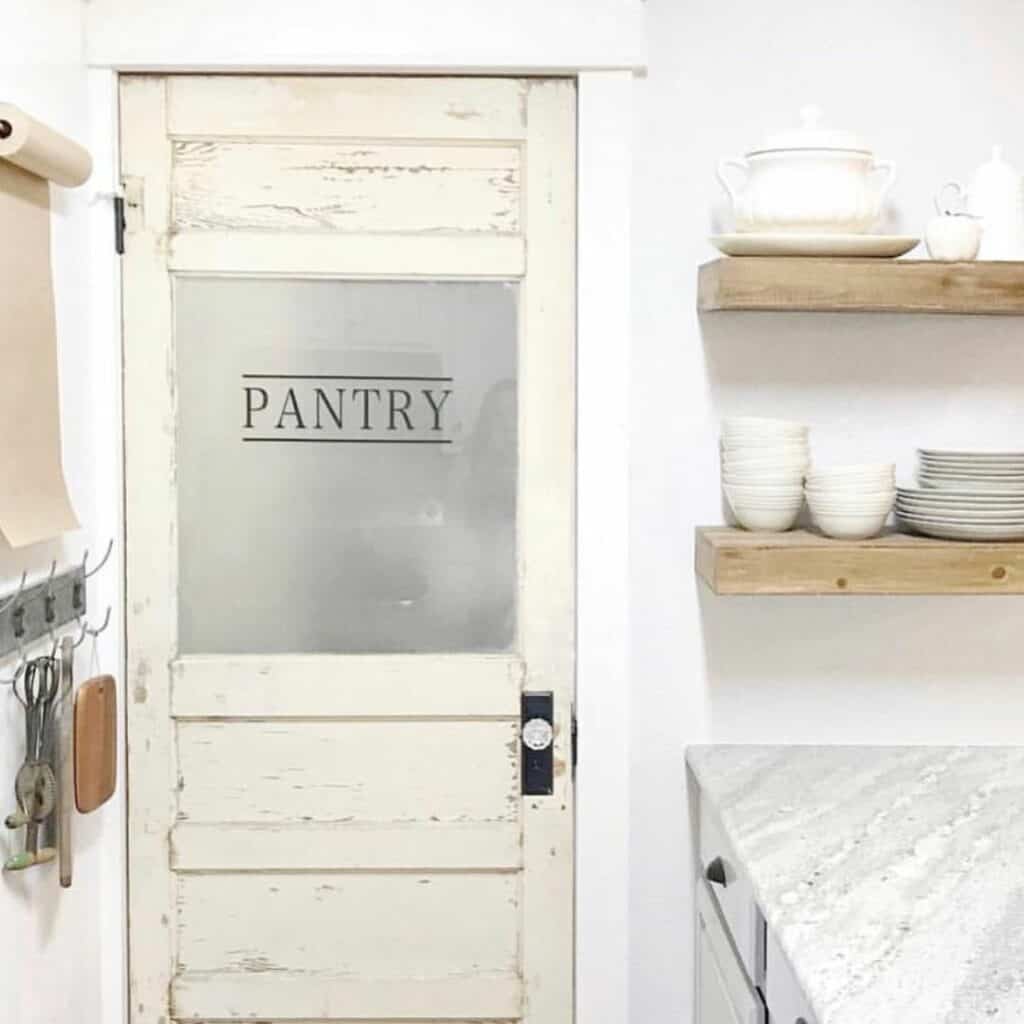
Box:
173, 140, 521, 234
168, 76, 528, 141
698, 257, 1024, 315
171, 821, 522, 871
171, 654, 523, 719
519, 79, 577, 1024
177, 872, 518, 973
696, 526, 1024, 594
121, 75, 178, 1024
172, 972, 522, 1021
169, 230, 526, 276
177, 720, 520, 823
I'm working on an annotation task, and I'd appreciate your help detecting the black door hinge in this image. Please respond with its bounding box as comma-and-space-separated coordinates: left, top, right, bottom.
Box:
113, 195, 126, 255
571, 708, 578, 779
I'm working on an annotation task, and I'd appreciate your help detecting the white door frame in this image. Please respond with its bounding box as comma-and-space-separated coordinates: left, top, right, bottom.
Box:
86, 58, 632, 1024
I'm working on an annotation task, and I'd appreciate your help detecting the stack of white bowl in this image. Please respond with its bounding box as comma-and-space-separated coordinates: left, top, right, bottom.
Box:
804, 463, 896, 539
721, 418, 809, 531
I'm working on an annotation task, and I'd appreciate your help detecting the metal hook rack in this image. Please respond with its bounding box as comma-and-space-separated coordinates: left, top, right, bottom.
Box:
0, 541, 114, 687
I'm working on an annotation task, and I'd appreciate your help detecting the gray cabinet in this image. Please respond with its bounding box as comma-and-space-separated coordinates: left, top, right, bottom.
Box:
693, 784, 818, 1024
696, 880, 765, 1024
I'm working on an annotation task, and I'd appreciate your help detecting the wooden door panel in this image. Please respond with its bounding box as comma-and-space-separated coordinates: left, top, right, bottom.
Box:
171, 653, 524, 718
177, 872, 519, 973
172, 973, 522, 1021
171, 821, 522, 871
172, 140, 522, 234
176, 720, 520, 823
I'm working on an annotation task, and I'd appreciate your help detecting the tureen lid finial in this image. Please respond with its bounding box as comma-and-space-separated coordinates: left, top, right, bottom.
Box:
800, 105, 822, 130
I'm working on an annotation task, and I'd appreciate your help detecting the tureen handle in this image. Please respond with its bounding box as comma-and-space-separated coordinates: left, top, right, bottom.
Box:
716, 158, 749, 206
871, 159, 898, 205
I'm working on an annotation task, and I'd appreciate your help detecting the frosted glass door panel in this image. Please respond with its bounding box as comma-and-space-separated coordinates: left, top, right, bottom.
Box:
175, 278, 518, 653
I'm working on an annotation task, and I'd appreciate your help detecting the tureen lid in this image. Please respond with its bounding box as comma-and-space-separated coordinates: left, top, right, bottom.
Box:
750, 105, 870, 155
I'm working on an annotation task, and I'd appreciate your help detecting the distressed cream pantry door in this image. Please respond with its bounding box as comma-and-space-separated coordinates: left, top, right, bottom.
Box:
121, 76, 575, 1024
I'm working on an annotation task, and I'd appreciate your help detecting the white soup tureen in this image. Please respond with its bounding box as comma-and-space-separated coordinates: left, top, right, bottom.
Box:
717, 106, 896, 234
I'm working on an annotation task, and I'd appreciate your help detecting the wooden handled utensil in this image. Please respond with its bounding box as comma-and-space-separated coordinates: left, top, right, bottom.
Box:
74, 674, 116, 813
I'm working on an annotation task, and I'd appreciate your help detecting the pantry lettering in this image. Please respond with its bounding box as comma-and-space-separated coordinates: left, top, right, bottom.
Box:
241, 374, 454, 444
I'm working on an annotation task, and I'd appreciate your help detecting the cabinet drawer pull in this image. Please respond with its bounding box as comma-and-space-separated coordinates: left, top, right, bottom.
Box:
705, 855, 728, 887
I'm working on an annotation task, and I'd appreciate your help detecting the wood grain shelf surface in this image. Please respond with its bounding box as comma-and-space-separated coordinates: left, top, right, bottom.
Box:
698, 258, 1024, 315
696, 526, 1024, 595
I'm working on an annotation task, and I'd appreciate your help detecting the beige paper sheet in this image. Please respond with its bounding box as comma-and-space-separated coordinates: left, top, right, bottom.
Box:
0, 158, 80, 546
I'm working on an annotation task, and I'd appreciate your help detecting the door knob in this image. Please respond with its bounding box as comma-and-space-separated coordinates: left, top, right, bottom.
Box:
705, 855, 728, 887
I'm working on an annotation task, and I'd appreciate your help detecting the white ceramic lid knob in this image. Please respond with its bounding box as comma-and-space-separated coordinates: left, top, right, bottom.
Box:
800, 105, 822, 130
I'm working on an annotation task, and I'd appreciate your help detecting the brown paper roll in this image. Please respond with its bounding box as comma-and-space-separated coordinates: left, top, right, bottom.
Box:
0, 103, 91, 188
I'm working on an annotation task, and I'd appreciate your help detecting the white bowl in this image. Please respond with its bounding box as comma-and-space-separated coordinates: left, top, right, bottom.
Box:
730, 502, 803, 532
805, 479, 894, 493
807, 500, 895, 517
806, 491, 895, 512
805, 487, 895, 502
806, 499, 896, 512
721, 441, 810, 456
723, 452, 810, 468
724, 481, 805, 499
724, 472, 806, 487
807, 462, 895, 478
805, 469, 893, 483
809, 507, 890, 540
722, 416, 808, 435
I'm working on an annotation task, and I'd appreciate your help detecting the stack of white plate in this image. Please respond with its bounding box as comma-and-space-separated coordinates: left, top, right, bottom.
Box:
917, 449, 1024, 492
896, 449, 1024, 540
721, 417, 809, 532
805, 464, 896, 539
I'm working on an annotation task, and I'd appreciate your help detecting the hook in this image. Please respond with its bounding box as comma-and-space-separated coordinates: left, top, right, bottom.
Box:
72, 607, 112, 649
43, 559, 58, 622
83, 540, 114, 581
74, 539, 113, 611
0, 569, 27, 614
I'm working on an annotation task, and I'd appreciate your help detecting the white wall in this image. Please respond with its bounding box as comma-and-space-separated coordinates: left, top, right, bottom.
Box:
85, 0, 645, 71
631, 1, 1024, 1021
0, 5, 124, 1024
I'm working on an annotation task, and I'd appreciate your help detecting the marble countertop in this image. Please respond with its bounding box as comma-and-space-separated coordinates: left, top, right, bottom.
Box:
687, 746, 1024, 1024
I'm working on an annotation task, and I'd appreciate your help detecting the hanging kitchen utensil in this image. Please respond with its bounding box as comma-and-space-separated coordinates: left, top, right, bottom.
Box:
5, 656, 60, 870
57, 636, 74, 886
74, 673, 116, 813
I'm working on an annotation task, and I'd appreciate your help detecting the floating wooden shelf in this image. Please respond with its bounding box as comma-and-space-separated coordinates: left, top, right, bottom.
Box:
696, 527, 1024, 595
698, 258, 1024, 315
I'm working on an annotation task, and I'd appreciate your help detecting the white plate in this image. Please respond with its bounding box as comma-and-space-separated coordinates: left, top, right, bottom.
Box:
919, 473, 1024, 484
919, 449, 1024, 460
898, 499, 1024, 516
898, 486, 1024, 503
710, 233, 919, 258
919, 457, 1024, 468
918, 477, 1024, 493
919, 451, 1024, 460
919, 468, 1024, 479
897, 507, 1024, 523
896, 515, 1024, 541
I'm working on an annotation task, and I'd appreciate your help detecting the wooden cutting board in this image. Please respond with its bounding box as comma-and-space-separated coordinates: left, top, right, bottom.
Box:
74, 675, 117, 813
